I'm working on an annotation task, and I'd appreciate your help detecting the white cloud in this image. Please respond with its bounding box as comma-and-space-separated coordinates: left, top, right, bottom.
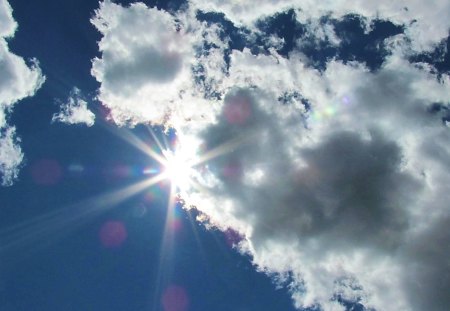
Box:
52, 88, 95, 127
189, 0, 450, 51
0, 42, 44, 110
0, 0, 16, 38
91, 2, 450, 310
91, 0, 222, 129
177, 49, 450, 311
0, 0, 45, 186
0, 127, 23, 186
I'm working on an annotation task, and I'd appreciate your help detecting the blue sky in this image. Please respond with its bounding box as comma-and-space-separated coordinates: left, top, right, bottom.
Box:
1, 1, 450, 311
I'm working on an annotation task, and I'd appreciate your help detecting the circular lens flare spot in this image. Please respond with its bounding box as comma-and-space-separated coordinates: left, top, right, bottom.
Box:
162, 285, 189, 311
99, 221, 127, 248
31, 159, 62, 185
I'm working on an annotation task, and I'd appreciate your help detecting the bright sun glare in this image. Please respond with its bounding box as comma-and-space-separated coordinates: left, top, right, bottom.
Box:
162, 148, 194, 190
123, 126, 242, 199
105, 125, 247, 221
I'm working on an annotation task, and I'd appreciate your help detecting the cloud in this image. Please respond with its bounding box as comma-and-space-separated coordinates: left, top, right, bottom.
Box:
401, 215, 450, 311
0, 0, 16, 38
91, 2, 450, 310
52, 88, 95, 127
0, 0, 45, 186
189, 0, 450, 51
184, 50, 450, 311
0, 127, 23, 186
91, 0, 222, 129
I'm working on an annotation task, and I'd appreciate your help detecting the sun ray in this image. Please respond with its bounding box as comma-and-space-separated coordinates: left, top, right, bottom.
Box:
191, 133, 251, 167
146, 125, 166, 155
107, 125, 166, 165
0, 175, 165, 258
150, 182, 178, 311
182, 205, 209, 265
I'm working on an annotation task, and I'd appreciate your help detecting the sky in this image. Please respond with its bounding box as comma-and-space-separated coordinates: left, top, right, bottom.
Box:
1, 0, 450, 311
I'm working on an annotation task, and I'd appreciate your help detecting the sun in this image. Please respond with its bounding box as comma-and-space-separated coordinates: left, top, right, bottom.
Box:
162, 148, 194, 190
157, 132, 204, 192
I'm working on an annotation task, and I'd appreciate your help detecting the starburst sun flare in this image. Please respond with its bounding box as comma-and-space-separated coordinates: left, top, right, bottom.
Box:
161, 147, 196, 191
137, 127, 243, 203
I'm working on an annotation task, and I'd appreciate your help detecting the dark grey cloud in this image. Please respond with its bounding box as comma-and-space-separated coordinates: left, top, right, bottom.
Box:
402, 216, 450, 311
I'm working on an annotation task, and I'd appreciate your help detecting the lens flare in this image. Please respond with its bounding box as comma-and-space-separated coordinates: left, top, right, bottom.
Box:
162, 149, 194, 191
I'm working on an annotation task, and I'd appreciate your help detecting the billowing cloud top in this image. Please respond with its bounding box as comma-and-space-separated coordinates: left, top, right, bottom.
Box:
91, 0, 221, 128
91, 1, 450, 310
189, 0, 450, 50
0, 0, 44, 186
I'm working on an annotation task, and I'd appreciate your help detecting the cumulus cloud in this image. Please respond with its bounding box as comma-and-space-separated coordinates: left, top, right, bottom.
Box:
52, 88, 95, 126
0, 0, 45, 186
183, 50, 450, 311
91, 0, 222, 129
189, 0, 450, 51
91, 1, 450, 310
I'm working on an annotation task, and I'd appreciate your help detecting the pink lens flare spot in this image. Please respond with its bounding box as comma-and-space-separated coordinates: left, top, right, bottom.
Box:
167, 205, 183, 232
162, 285, 189, 311
223, 96, 252, 125
169, 218, 182, 232
31, 159, 62, 185
143, 187, 162, 202
143, 194, 155, 204
98, 104, 114, 123
112, 164, 131, 178
224, 228, 244, 248
99, 221, 127, 248
222, 160, 242, 180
